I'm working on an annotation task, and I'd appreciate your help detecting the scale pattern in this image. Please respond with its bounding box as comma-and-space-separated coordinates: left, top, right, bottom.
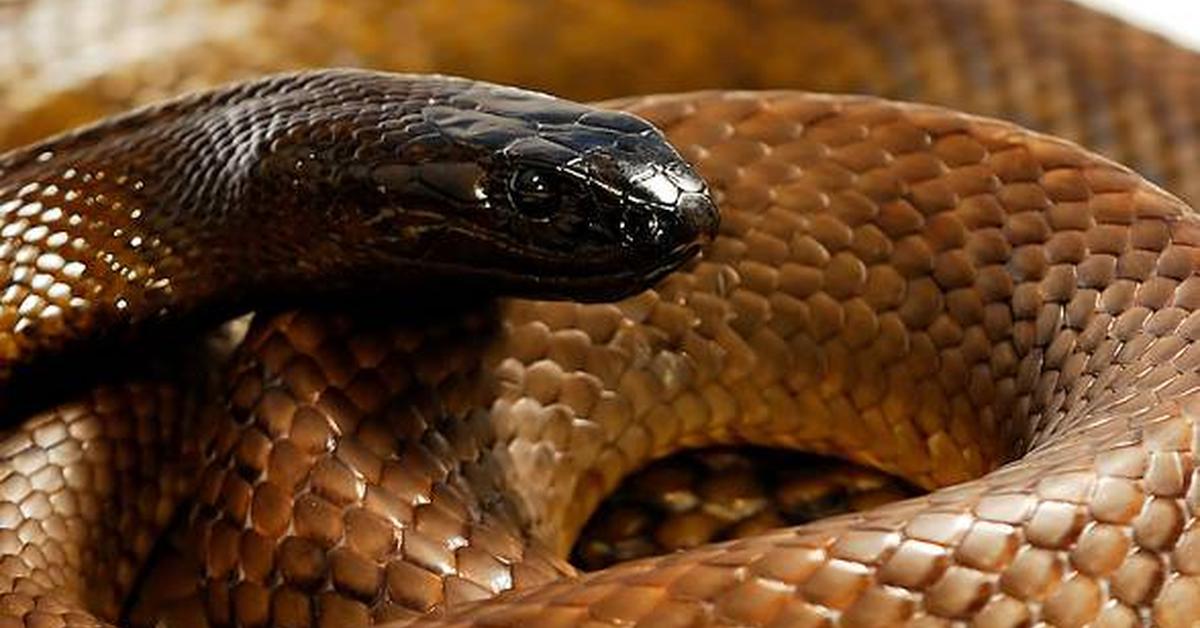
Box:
1, 0, 1200, 626
0, 66, 718, 626
394, 89, 1200, 627
119, 92, 1200, 626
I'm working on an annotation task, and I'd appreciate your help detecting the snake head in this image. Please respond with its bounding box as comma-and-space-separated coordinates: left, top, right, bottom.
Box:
360, 80, 719, 302
244, 73, 716, 301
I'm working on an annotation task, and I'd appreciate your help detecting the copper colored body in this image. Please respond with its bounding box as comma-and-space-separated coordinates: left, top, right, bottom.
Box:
2, 1, 1200, 627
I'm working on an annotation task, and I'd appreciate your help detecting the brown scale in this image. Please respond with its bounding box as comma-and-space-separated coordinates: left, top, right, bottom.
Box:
0, 66, 719, 626
403, 90, 1200, 628
1, 1, 1200, 627
118, 92, 1200, 626
128, 309, 575, 627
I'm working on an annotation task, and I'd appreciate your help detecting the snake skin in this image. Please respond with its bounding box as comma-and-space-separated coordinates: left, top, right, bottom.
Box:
392, 90, 1200, 627
0, 67, 714, 392
133, 92, 1200, 626
2, 0, 1200, 626
0, 65, 718, 625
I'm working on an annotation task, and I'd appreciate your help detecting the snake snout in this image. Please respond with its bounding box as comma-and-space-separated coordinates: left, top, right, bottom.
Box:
676, 189, 720, 244
608, 137, 718, 269
621, 188, 718, 263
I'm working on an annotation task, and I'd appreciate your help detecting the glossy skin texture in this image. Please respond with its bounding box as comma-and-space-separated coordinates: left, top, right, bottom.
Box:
2, 1, 1200, 627
0, 68, 715, 389
115, 92, 1200, 627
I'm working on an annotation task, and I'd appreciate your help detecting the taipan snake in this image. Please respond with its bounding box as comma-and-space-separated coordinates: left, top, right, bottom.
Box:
1, 0, 1200, 626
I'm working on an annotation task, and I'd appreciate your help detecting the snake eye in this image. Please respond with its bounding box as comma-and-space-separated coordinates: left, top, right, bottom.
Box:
509, 168, 560, 219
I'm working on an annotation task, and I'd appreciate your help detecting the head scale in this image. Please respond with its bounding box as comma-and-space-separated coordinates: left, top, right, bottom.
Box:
328, 76, 719, 301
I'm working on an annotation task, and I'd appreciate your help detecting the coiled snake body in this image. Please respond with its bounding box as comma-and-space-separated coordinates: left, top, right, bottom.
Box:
2, 1, 1200, 626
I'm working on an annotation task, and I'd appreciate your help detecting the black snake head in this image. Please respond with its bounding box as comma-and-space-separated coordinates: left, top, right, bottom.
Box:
356, 77, 719, 302
212, 72, 717, 302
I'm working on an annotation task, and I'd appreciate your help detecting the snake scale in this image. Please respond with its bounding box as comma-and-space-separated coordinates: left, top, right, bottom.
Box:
3, 0, 1200, 626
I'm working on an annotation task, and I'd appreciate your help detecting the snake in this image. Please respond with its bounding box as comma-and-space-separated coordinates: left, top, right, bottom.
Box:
2, 0, 1200, 626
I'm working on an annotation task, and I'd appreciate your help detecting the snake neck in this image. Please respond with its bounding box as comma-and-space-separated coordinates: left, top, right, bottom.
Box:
0, 74, 381, 380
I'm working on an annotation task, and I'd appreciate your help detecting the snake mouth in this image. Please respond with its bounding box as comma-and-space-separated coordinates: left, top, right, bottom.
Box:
527, 240, 705, 301
397, 210, 710, 301
405, 237, 704, 302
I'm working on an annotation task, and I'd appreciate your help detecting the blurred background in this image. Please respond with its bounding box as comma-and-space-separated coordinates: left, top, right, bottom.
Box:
1075, 0, 1200, 49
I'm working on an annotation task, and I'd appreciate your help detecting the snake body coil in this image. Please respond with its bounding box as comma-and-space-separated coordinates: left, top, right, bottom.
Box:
2, 1, 1200, 627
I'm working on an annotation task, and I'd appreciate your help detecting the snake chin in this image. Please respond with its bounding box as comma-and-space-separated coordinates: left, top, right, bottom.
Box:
541, 240, 706, 302
406, 239, 705, 303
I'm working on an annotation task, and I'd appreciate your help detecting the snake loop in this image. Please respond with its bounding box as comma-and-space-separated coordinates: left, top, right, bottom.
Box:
2, 1, 1200, 627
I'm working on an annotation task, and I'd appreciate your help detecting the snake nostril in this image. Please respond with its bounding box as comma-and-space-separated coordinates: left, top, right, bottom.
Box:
678, 192, 719, 241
